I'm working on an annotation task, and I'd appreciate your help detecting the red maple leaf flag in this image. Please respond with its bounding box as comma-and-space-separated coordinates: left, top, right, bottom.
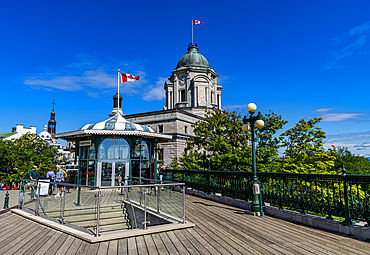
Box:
193, 20, 203, 25
121, 73, 140, 83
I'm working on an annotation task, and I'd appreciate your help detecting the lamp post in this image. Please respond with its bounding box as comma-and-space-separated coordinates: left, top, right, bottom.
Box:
242, 103, 265, 214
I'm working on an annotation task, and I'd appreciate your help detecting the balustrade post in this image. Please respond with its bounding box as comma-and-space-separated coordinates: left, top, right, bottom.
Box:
342, 167, 352, 225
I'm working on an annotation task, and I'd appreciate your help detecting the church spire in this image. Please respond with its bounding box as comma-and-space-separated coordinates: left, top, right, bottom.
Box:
48, 99, 57, 143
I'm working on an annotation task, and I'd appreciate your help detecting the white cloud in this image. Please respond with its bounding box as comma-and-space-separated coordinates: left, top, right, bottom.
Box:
322, 112, 366, 122
224, 104, 247, 110
142, 77, 166, 102
23, 53, 150, 98
325, 131, 370, 154
314, 107, 337, 113
313, 107, 368, 122
323, 21, 370, 70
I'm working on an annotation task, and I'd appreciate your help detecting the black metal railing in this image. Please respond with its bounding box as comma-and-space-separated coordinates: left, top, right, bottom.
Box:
163, 169, 370, 225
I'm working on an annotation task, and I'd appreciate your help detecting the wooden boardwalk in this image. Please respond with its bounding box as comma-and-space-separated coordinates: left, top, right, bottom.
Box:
1, 194, 370, 254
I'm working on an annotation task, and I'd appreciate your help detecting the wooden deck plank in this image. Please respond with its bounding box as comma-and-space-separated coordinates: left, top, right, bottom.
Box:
180, 228, 214, 255
173, 229, 201, 255
210, 204, 362, 255
192, 198, 341, 255
188, 197, 339, 255
86, 243, 100, 255
118, 238, 128, 255
0, 218, 36, 251
136, 235, 149, 255
5, 224, 48, 254
143, 234, 159, 255
158, 232, 180, 255
64, 238, 83, 255
54, 235, 76, 255
165, 230, 191, 255
188, 202, 307, 254
187, 223, 233, 255
186, 209, 258, 255
107, 240, 118, 255
97, 242, 109, 255
2, 191, 370, 255
127, 237, 138, 255
0, 222, 40, 253
23, 230, 55, 255
184, 228, 221, 255
151, 233, 169, 255
75, 241, 90, 255
45, 233, 69, 255
34, 231, 63, 255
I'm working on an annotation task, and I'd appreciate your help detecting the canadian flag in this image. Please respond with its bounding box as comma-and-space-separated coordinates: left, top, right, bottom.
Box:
193, 20, 203, 25
121, 73, 140, 83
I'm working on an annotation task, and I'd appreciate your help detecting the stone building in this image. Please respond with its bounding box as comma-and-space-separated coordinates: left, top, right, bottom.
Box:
124, 43, 222, 166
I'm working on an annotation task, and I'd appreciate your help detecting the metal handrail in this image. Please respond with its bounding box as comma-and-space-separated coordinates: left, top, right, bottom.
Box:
164, 169, 370, 225
19, 177, 187, 236
124, 188, 138, 229
21, 178, 185, 189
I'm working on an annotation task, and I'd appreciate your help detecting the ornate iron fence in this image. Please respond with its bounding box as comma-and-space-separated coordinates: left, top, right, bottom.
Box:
163, 169, 370, 225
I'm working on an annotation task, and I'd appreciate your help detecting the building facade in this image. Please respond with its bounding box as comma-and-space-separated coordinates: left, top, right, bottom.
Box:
125, 43, 222, 166
0, 124, 37, 140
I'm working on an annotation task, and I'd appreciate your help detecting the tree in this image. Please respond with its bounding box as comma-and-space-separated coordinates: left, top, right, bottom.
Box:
0, 133, 62, 183
255, 110, 288, 171
280, 117, 336, 174
176, 109, 288, 171
327, 146, 370, 175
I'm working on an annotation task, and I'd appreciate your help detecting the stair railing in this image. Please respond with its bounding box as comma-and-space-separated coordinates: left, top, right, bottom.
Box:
124, 187, 138, 229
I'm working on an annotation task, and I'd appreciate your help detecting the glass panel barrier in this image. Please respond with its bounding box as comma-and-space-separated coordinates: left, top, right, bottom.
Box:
18, 178, 186, 236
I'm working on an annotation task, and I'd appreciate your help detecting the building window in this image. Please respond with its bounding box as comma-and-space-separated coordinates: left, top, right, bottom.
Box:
158, 125, 163, 133
180, 90, 186, 102
158, 148, 164, 161
185, 125, 188, 134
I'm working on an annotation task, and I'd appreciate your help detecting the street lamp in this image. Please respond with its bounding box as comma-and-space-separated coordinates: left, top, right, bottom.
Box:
242, 103, 264, 214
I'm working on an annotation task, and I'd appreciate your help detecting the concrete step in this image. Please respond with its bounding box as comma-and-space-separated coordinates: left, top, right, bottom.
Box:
61, 211, 128, 223
47, 207, 125, 218
75, 216, 129, 228
99, 224, 130, 233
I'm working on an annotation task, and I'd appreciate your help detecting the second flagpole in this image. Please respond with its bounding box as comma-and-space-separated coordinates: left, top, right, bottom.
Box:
117, 69, 120, 115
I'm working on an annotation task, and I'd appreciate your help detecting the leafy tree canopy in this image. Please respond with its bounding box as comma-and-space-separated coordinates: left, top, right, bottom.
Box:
0, 133, 63, 184
170, 110, 348, 175
280, 117, 336, 174
176, 109, 288, 172
327, 146, 370, 175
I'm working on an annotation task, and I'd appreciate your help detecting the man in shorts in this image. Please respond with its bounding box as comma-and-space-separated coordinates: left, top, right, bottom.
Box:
55, 165, 64, 198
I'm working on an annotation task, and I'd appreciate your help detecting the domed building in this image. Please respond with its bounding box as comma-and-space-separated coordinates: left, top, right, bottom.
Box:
38, 125, 53, 145
125, 43, 222, 166
56, 112, 171, 186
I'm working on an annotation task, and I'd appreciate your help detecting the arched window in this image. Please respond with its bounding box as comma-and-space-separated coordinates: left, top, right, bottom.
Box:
132, 140, 149, 160
98, 138, 130, 160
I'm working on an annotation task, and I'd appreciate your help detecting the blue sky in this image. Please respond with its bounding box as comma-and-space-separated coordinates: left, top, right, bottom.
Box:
1, 0, 370, 157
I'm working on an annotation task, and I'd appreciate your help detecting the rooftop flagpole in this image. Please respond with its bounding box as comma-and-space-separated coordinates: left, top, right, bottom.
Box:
117, 69, 120, 115
192, 18, 193, 45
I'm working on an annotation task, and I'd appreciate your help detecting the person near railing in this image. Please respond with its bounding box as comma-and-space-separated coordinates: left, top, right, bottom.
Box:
55, 165, 64, 198
116, 167, 123, 191
25, 166, 38, 195
159, 165, 164, 189
47, 167, 55, 195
